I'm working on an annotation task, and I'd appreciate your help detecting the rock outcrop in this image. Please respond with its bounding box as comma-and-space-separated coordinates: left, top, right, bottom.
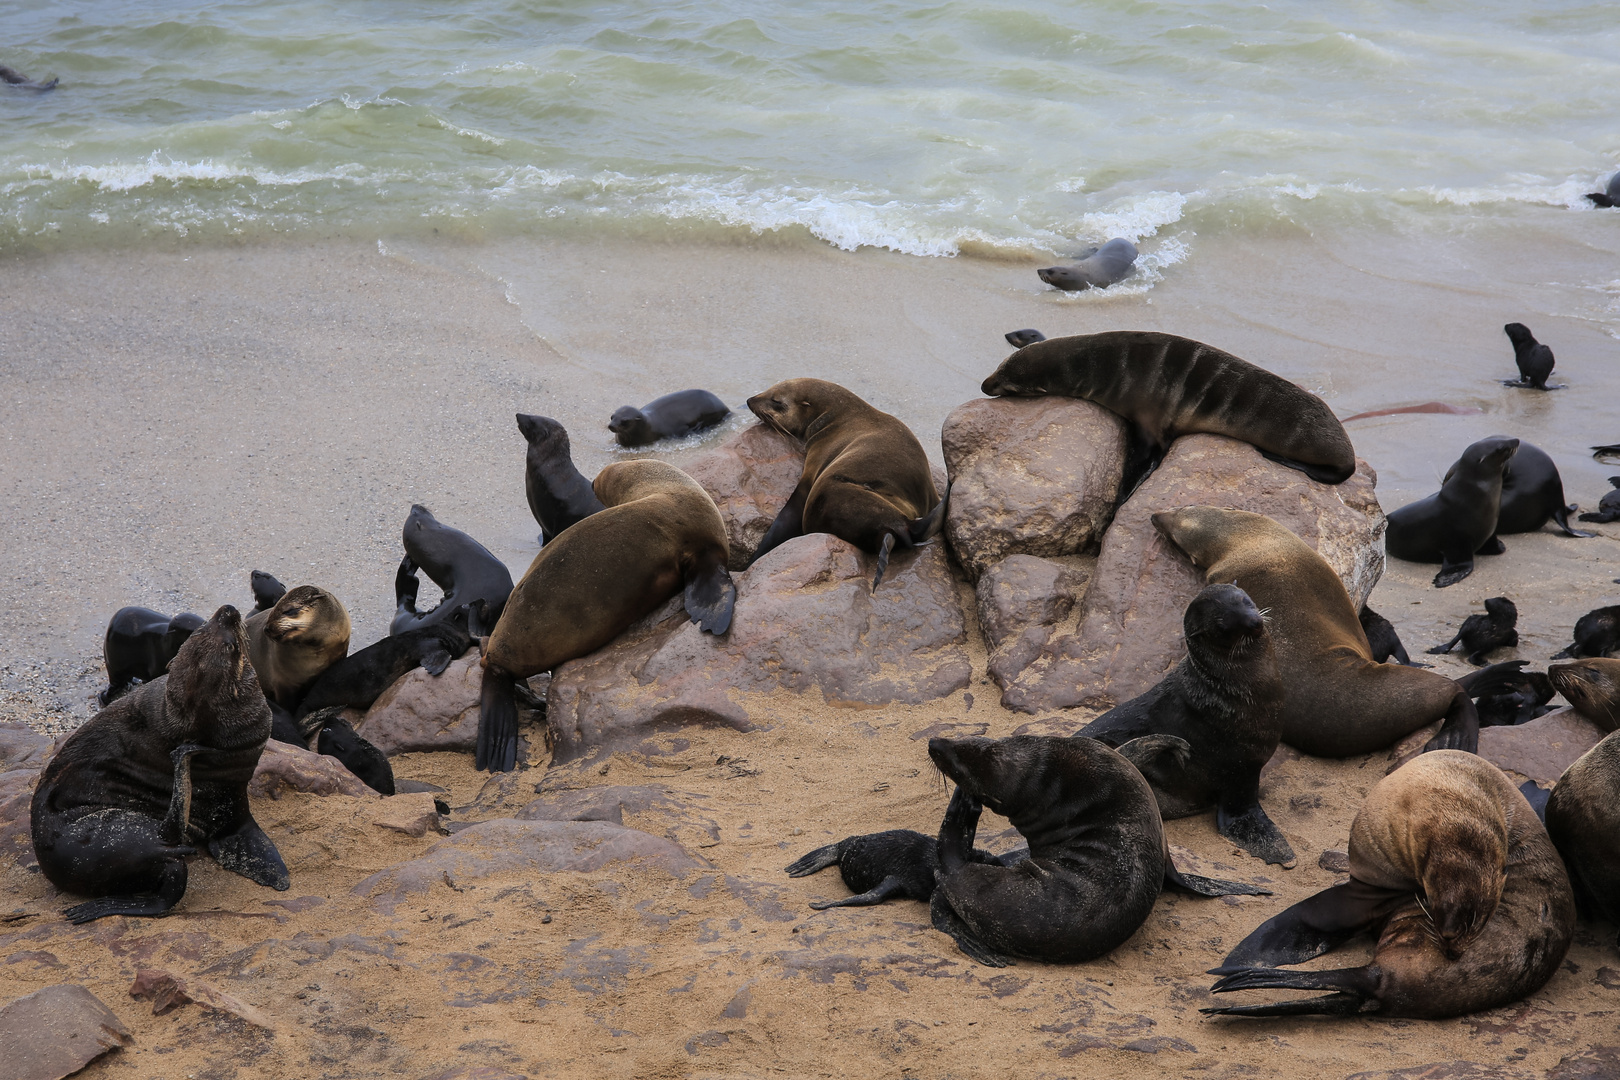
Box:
251, 739, 378, 800
0, 984, 133, 1080
1478, 707, 1608, 786
975, 555, 1092, 692
354, 649, 484, 756
684, 423, 805, 570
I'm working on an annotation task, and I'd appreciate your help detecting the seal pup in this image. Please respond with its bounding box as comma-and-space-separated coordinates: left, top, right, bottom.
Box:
1076, 584, 1294, 866
1386, 436, 1518, 587
1462, 661, 1555, 727
1501, 323, 1561, 389
31, 606, 289, 923
1544, 731, 1620, 946
392, 505, 514, 636
101, 607, 205, 706
1003, 329, 1046, 349
1577, 477, 1620, 524
478, 459, 736, 772
785, 829, 1014, 910
981, 331, 1356, 491
1359, 606, 1424, 667
516, 414, 604, 545
1446, 439, 1592, 538
295, 617, 472, 720
245, 585, 351, 711
608, 390, 730, 447
1547, 659, 1620, 732
1586, 173, 1620, 208
1037, 238, 1137, 291
1427, 597, 1518, 666
1153, 506, 1480, 755
746, 378, 944, 588
1551, 605, 1620, 660
1204, 751, 1574, 1019
250, 570, 286, 613
0, 64, 57, 90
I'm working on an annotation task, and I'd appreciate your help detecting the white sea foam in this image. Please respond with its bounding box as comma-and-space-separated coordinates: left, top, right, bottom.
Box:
30, 154, 371, 193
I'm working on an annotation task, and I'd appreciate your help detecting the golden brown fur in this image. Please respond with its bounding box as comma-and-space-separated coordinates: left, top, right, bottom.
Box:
1547, 658, 1620, 731
244, 585, 351, 710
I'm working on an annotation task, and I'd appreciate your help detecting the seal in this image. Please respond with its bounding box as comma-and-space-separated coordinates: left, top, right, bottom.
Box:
1386, 436, 1518, 587
1153, 506, 1480, 756
785, 829, 1012, 910
1359, 606, 1424, 667
1447, 439, 1592, 538
1003, 329, 1046, 349
1502, 323, 1561, 389
392, 505, 514, 637
30, 605, 289, 923
1427, 596, 1518, 666
1463, 661, 1555, 727
250, 570, 285, 613
477, 459, 736, 771
1075, 584, 1294, 866
1586, 173, 1620, 208
1204, 750, 1575, 1019
1551, 605, 1620, 660
1547, 659, 1620, 732
926, 734, 1267, 966
1578, 477, 1620, 523
608, 389, 730, 447
268, 704, 396, 795
295, 618, 472, 720
980, 331, 1356, 493
1037, 238, 1138, 291
245, 585, 351, 711
0, 64, 57, 90
516, 414, 604, 545
1544, 730, 1620, 947
1594, 443, 1620, 461
101, 607, 205, 706
746, 378, 945, 587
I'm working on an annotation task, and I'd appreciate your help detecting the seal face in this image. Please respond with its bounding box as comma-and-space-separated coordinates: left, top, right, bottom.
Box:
1427, 596, 1518, 666
101, 607, 205, 706
391, 505, 514, 637
517, 414, 605, 545
1037, 238, 1137, 291
249, 570, 285, 612
606, 389, 730, 447
1003, 328, 1046, 349
31, 605, 289, 923
980, 331, 1356, 492
1552, 604, 1620, 660
1153, 506, 1478, 756
1544, 731, 1620, 941
1386, 436, 1519, 588
1206, 751, 1575, 1020
1502, 323, 1559, 389
1445, 439, 1593, 538
244, 585, 351, 710
1547, 659, 1620, 731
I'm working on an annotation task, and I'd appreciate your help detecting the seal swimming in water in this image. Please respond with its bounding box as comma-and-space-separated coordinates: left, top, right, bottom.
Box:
1428, 596, 1518, 666
1551, 605, 1620, 660
1386, 436, 1518, 588
1446, 439, 1592, 538
1586, 173, 1620, 208
392, 505, 513, 636
516, 414, 604, 545
1204, 750, 1574, 1019
100, 607, 205, 706
1501, 323, 1561, 389
1547, 658, 1620, 732
1076, 584, 1294, 866
746, 378, 945, 588
1037, 238, 1138, 291
249, 570, 285, 613
1359, 606, 1424, 667
980, 331, 1356, 494
477, 459, 736, 772
245, 585, 351, 711
0, 64, 57, 90
1578, 477, 1620, 523
1003, 329, 1046, 349
1153, 506, 1480, 756
31, 606, 289, 923
608, 390, 730, 447
1543, 730, 1620, 947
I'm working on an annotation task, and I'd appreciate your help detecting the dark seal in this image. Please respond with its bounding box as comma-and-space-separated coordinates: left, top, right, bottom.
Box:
31, 606, 289, 924
1359, 606, 1424, 667
0, 64, 57, 90
1386, 435, 1518, 588
516, 414, 604, 545
1586, 173, 1620, 208
1551, 605, 1620, 660
1577, 477, 1620, 524
1462, 661, 1554, 727
1003, 329, 1046, 349
1447, 439, 1592, 538
608, 389, 730, 447
1544, 730, 1620, 948
1501, 323, 1561, 389
250, 570, 286, 613
1427, 596, 1518, 666
392, 504, 514, 637
101, 607, 205, 707
1037, 238, 1137, 291
784, 829, 1008, 910
296, 618, 472, 721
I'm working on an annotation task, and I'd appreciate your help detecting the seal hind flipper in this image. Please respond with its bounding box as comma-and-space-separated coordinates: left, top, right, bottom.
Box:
1258, 449, 1355, 485
476, 665, 520, 773
929, 885, 1009, 968
418, 639, 454, 676
1205, 965, 1379, 1017
909, 482, 950, 544
748, 484, 808, 567
683, 551, 736, 635
63, 862, 192, 925
208, 819, 290, 891
1116, 733, 1192, 772
872, 531, 897, 589
1211, 880, 1402, 973
1551, 504, 1597, 537
394, 556, 421, 621
810, 876, 911, 909
785, 842, 844, 877
1216, 800, 1296, 867
1593, 444, 1620, 461
1164, 862, 1271, 898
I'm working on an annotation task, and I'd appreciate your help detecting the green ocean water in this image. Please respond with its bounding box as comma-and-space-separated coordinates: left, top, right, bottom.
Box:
4, 0, 1618, 262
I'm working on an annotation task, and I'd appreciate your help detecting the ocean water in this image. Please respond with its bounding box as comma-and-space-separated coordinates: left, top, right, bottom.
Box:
4, 0, 1619, 261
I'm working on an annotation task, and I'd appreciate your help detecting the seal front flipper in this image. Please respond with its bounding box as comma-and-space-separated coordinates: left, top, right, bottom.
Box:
1204, 965, 1380, 1017
1421, 689, 1480, 754
683, 551, 736, 635
929, 885, 1009, 968
1258, 449, 1355, 486
810, 876, 911, 909
417, 638, 455, 676
1210, 879, 1401, 973
208, 818, 290, 891
748, 484, 808, 567
476, 664, 520, 773
394, 555, 421, 622
1217, 799, 1296, 868
1164, 862, 1270, 898
162, 744, 205, 845
1476, 535, 1506, 556
1118, 423, 1166, 504
1432, 555, 1475, 588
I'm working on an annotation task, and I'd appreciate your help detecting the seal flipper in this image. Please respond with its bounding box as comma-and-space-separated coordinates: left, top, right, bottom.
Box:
1117, 424, 1166, 505
1422, 689, 1480, 754
1203, 965, 1381, 1017
1116, 733, 1192, 773
909, 482, 950, 544
749, 484, 808, 567
1477, 535, 1506, 556
1257, 450, 1355, 486
209, 818, 290, 891
1426, 633, 1463, 656
394, 555, 421, 622
929, 885, 1009, 968
1210, 879, 1402, 973
810, 876, 911, 909
476, 664, 520, 773
162, 744, 204, 845
63, 857, 193, 925
872, 531, 897, 590
1004, 329, 1046, 349
683, 551, 736, 635
785, 842, 844, 878
1433, 556, 1475, 588
1164, 862, 1271, 898
1217, 798, 1296, 868
418, 639, 455, 676
1551, 504, 1597, 537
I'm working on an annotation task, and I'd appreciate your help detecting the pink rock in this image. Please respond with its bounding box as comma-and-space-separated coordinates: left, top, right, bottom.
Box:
683, 423, 806, 570
129, 969, 276, 1030
941, 397, 1127, 581
975, 555, 1091, 691
372, 793, 444, 837
0, 768, 38, 868
0, 984, 133, 1080
1478, 707, 1607, 786
0, 722, 53, 772
354, 649, 483, 755
250, 739, 377, 800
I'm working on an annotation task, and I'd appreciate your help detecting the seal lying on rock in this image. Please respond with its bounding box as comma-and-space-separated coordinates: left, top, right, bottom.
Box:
980, 331, 1356, 493
517, 414, 604, 545
746, 378, 945, 588
1578, 477, 1620, 523
1037, 238, 1137, 291
392, 505, 513, 636
1548, 659, 1620, 731
101, 607, 205, 706
32, 606, 289, 923
1076, 584, 1294, 866
1544, 730, 1620, 947
1153, 507, 1480, 756
478, 459, 735, 772
1552, 605, 1620, 660
1386, 436, 1518, 588
246, 585, 351, 711
1428, 597, 1518, 666
608, 390, 730, 447
1448, 439, 1592, 538
1205, 751, 1574, 1019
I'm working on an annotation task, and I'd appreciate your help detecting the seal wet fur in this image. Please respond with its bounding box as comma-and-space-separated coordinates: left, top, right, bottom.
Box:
1445, 439, 1593, 539
245, 585, 351, 711
1077, 584, 1294, 866
1543, 731, 1620, 947
1153, 506, 1480, 756
608, 389, 730, 447
1501, 323, 1560, 389
101, 607, 205, 706
0, 64, 57, 90
1463, 661, 1555, 727
1359, 606, 1424, 667
1551, 605, 1620, 659
1037, 238, 1138, 291
249, 570, 285, 612
393, 505, 514, 636
1386, 436, 1518, 588
477, 459, 736, 771
1427, 597, 1518, 666
1587, 172, 1620, 208
516, 413, 605, 544
31, 605, 289, 923
1205, 751, 1574, 1019
1547, 658, 1620, 732
980, 331, 1356, 493
746, 378, 945, 588
1578, 477, 1620, 523
784, 829, 1014, 910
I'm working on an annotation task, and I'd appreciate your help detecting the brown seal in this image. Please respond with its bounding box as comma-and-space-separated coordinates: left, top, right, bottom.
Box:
1544, 730, 1620, 946
477, 459, 736, 772
244, 585, 351, 711
1206, 750, 1575, 1019
1547, 658, 1620, 732
745, 378, 945, 587
1152, 506, 1478, 756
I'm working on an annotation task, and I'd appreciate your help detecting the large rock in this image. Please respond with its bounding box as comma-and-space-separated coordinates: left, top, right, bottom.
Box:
0, 722, 53, 772
1478, 707, 1607, 786
0, 984, 133, 1080
996, 435, 1385, 713
250, 739, 377, 800
354, 649, 483, 755
517, 784, 721, 851
941, 397, 1128, 581
0, 767, 38, 867
975, 555, 1091, 691
547, 534, 972, 763
684, 423, 805, 570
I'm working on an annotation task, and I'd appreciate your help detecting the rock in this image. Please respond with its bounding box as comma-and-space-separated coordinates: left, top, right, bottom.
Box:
995, 435, 1384, 713
1478, 707, 1607, 786
941, 397, 1127, 581
422, 1068, 531, 1080
684, 423, 805, 570
975, 555, 1091, 691
0, 722, 53, 772
517, 784, 721, 851
1346, 1065, 1534, 1080
352, 819, 701, 915
1318, 849, 1350, 873
0, 984, 133, 1080
372, 793, 444, 837
1547, 1047, 1620, 1080
249, 740, 377, 801
0, 768, 39, 867
355, 649, 483, 756
546, 534, 972, 762
129, 968, 276, 1030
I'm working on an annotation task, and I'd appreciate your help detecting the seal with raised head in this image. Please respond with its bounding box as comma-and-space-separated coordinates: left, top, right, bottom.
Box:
1547, 658, 1620, 732
1428, 596, 1518, 666
1076, 584, 1294, 866
1502, 323, 1561, 389
516, 414, 604, 545
1153, 506, 1479, 756
1037, 238, 1138, 291
1205, 751, 1574, 1019
249, 570, 285, 613
477, 459, 736, 772
746, 378, 945, 587
1386, 435, 1518, 588
1586, 173, 1620, 209
245, 585, 351, 711
1578, 477, 1620, 524
980, 331, 1356, 492
1552, 605, 1620, 660
1447, 439, 1592, 538
1544, 730, 1620, 947
392, 505, 513, 636
1359, 606, 1424, 667
101, 607, 205, 706
31, 606, 289, 923
608, 389, 730, 447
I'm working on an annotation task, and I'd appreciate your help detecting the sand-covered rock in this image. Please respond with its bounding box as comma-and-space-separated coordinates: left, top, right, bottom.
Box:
546, 534, 972, 762
975, 555, 1091, 691
0, 984, 133, 1080
1478, 706, 1607, 786
251, 739, 378, 800
684, 423, 805, 570
129, 968, 276, 1030
941, 396, 1127, 581
0, 767, 37, 867
518, 784, 721, 851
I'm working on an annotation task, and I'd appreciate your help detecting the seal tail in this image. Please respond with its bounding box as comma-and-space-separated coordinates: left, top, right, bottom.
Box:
477, 664, 520, 773
873, 532, 898, 589
784, 841, 845, 877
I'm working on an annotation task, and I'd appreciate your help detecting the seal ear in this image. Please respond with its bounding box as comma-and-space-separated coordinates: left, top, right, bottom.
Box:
684, 552, 736, 635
